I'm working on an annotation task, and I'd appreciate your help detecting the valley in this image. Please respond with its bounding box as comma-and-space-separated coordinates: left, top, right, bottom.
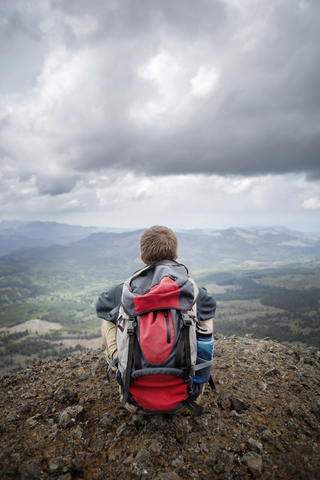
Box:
0, 221, 319, 374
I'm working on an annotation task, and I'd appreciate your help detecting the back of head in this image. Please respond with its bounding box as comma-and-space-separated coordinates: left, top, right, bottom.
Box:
140, 225, 178, 264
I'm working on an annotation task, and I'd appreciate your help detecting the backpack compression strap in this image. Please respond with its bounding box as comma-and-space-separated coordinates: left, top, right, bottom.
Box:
105, 357, 118, 383
119, 319, 136, 407
208, 375, 216, 390
174, 312, 193, 381
182, 397, 204, 416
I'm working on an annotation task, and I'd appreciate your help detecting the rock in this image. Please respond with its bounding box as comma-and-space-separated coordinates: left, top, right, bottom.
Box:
110, 422, 127, 447
48, 457, 69, 474
94, 435, 105, 450
261, 429, 274, 444
264, 368, 281, 376
57, 474, 72, 480
83, 438, 91, 448
214, 333, 224, 340
256, 424, 268, 432
73, 425, 85, 439
135, 448, 150, 463
257, 381, 267, 392
213, 450, 234, 474
54, 387, 78, 403
58, 405, 85, 428
25, 414, 42, 429
2, 465, 19, 477
228, 410, 246, 418
19, 402, 32, 414
72, 455, 85, 471
171, 415, 192, 432
286, 418, 301, 431
275, 442, 287, 453
129, 413, 147, 425
123, 454, 134, 465
231, 397, 247, 413
242, 452, 263, 477
99, 412, 117, 428
20, 456, 43, 479
7, 410, 19, 422
311, 396, 320, 420
191, 452, 203, 465
246, 437, 263, 454
130, 460, 142, 478
149, 414, 169, 431
171, 456, 184, 467
149, 442, 161, 455
155, 472, 180, 480
303, 415, 319, 430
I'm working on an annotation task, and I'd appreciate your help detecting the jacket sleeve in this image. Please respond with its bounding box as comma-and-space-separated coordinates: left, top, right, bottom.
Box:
196, 287, 217, 322
96, 283, 123, 324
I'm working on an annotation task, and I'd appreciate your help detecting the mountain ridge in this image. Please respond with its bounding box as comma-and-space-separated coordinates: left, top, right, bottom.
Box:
1, 225, 319, 272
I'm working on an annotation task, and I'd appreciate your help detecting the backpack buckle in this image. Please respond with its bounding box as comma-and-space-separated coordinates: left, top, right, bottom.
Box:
127, 319, 136, 335
181, 313, 192, 326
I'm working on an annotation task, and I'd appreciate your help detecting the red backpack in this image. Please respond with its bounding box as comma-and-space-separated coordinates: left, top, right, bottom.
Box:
107, 258, 207, 415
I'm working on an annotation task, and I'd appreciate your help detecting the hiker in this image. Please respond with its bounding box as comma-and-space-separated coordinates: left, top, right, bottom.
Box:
96, 225, 216, 414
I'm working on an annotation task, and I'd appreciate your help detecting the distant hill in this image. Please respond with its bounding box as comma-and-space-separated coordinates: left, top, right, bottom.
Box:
1, 224, 320, 275
176, 228, 320, 271
0, 220, 132, 254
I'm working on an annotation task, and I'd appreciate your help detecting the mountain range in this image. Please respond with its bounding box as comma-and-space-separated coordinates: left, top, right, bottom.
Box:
0, 220, 132, 254
1, 221, 319, 276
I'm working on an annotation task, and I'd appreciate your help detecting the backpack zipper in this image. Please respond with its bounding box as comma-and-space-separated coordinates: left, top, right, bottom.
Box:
164, 310, 171, 344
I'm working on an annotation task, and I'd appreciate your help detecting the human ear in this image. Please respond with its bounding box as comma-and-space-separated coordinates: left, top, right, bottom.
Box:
140, 254, 147, 264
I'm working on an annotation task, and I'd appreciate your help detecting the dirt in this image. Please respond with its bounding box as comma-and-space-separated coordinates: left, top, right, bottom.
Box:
0, 334, 319, 479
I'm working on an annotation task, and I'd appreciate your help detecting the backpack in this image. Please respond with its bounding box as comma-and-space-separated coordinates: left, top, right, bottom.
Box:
107, 258, 212, 415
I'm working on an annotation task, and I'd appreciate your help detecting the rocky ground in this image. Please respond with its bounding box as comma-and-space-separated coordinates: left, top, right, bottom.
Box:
0, 334, 319, 480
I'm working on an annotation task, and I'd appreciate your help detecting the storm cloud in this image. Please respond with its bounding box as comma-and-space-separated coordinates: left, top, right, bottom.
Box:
0, 0, 319, 229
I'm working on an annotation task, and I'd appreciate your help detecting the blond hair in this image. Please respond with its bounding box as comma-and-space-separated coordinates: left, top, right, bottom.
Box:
140, 226, 178, 264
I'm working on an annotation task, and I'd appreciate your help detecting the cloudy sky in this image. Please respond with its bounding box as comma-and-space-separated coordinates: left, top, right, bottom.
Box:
0, 0, 319, 232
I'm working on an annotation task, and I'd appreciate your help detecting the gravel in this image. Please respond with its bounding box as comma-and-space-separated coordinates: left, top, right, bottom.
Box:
0, 335, 319, 479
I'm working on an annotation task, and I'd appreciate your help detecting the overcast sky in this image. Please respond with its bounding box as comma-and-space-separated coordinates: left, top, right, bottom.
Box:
0, 0, 319, 232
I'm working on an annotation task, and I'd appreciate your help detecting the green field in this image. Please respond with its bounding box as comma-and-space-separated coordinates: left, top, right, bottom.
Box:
201, 268, 320, 348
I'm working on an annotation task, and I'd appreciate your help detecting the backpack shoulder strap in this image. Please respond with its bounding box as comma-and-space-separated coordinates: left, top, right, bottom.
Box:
107, 305, 120, 317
